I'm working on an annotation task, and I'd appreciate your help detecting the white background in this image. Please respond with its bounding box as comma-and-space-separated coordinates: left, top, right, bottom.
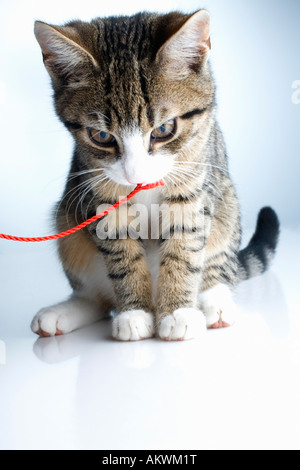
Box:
0, 0, 299, 249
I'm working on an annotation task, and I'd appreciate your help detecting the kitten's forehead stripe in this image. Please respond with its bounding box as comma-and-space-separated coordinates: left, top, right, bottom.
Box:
139, 66, 150, 106
180, 108, 207, 120
147, 108, 155, 127
94, 16, 158, 128
105, 109, 112, 128
90, 14, 215, 130
64, 121, 82, 131
138, 104, 143, 127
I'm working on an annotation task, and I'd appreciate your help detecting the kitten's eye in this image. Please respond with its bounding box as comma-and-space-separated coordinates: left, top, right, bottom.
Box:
151, 119, 177, 142
88, 128, 116, 147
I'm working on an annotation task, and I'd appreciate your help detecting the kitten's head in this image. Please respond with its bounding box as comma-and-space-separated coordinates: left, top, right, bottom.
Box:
35, 11, 215, 187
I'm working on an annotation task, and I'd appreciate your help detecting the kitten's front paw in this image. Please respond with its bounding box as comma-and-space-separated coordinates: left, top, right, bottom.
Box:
112, 310, 155, 341
158, 308, 206, 341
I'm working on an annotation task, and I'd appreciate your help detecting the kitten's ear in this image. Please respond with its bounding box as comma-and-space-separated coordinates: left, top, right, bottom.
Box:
34, 21, 99, 87
156, 10, 211, 79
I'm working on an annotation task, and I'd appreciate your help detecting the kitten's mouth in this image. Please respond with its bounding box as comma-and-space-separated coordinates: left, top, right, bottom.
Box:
107, 171, 163, 188
126, 178, 145, 185
127, 179, 158, 186
126, 178, 165, 187
124, 171, 154, 186
123, 171, 167, 187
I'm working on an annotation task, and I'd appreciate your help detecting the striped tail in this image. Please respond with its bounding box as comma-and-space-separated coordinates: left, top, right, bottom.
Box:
238, 207, 280, 281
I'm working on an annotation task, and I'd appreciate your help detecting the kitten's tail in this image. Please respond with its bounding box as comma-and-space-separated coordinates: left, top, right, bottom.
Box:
237, 207, 280, 281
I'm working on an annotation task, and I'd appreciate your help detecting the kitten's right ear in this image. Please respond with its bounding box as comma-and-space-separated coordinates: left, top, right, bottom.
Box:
156, 10, 211, 80
34, 21, 99, 87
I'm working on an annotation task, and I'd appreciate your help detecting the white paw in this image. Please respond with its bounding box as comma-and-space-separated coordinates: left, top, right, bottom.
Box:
200, 284, 238, 329
112, 310, 155, 341
31, 306, 72, 337
31, 298, 101, 337
158, 308, 206, 341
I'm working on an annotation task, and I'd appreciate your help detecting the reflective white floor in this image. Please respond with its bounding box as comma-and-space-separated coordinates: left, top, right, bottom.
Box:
0, 227, 299, 450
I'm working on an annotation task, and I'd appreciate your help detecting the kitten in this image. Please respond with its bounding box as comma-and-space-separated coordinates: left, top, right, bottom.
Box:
31, 10, 279, 341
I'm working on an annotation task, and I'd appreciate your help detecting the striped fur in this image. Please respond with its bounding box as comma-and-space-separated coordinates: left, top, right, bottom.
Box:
32, 10, 280, 340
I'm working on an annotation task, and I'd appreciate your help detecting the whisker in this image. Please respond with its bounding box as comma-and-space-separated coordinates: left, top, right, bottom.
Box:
203, 179, 225, 203
74, 174, 110, 224
80, 175, 110, 221
63, 173, 107, 224
68, 168, 104, 179
166, 170, 198, 196
88, 111, 111, 125
65, 178, 97, 225
175, 161, 229, 175
84, 175, 111, 219
55, 177, 92, 223
172, 162, 226, 188
167, 160, 229, 209
172, 166, 202, 180
171, 165, 202, 183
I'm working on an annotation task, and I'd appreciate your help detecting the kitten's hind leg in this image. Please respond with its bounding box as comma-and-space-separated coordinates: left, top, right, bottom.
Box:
200, 284, 238, 329
32, 218, 115, 337
31, 295, 110, 337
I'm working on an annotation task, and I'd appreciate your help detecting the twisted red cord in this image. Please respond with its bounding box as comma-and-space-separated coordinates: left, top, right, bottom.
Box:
0, 181, 164, 243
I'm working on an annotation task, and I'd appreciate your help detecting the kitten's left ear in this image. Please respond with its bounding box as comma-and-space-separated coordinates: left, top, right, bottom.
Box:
34, 21, 99, 88
156, 10, 211, 79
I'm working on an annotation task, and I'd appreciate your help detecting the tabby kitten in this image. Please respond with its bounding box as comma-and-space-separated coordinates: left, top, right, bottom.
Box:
31, 10, 279, 341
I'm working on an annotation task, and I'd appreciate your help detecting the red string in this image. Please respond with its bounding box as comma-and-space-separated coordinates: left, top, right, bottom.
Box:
0, 181, 164, 243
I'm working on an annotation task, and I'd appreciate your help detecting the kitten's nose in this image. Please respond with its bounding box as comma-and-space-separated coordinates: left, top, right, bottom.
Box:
123, 160, 148, 185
